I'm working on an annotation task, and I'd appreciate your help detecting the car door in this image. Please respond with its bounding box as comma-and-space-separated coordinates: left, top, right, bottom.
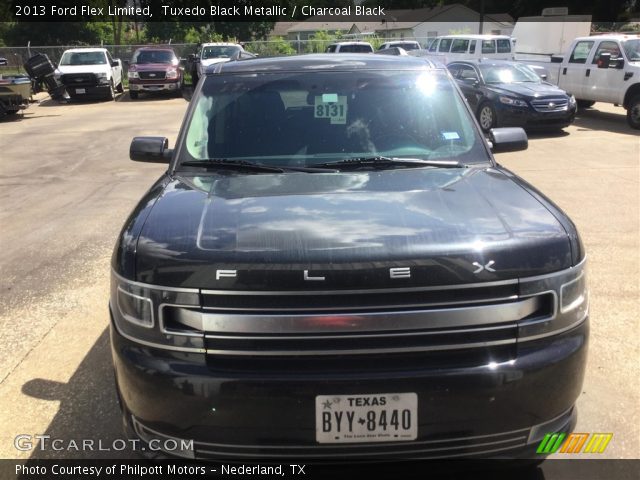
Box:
585, 40, 626, 103
449, 63, 483, 112
106, 51, 119, 84
559, 40, 595, 99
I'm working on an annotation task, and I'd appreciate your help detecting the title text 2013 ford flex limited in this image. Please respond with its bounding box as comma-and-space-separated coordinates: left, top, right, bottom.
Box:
110, 55, 588, 461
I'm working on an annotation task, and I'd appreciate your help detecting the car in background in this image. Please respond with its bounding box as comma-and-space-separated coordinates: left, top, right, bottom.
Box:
54, 48, 124, 101
190, 43, 247, 83
0, 57, 8, 66
378, 41, 421, 51
127, 47, 184, 99
325, 41, 374, 53
428, 35, 514, 64
448, 60, 577, 131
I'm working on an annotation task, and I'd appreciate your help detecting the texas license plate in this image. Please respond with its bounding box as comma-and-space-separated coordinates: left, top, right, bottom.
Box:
315, 393, 417, 443
75, 88, 86, 94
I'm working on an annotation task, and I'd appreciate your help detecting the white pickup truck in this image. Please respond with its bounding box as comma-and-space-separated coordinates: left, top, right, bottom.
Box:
54, 48, 124, 101
522, 35, 640, 129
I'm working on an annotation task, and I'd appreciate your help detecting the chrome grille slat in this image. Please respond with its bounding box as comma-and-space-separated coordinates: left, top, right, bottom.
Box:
531, 97, 569, 113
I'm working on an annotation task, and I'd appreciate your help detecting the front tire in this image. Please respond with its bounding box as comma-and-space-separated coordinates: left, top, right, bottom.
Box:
627, 95, 640, 130
116, 80, 124, 93
107, 81, 115, 101
477, 102, 497, 132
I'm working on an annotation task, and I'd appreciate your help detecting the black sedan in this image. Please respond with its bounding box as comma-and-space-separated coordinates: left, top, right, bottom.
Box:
448, 60, 577, 132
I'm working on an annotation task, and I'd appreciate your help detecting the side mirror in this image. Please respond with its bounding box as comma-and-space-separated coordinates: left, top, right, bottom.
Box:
489, 127, 528, 153
615, 57, 625, 69
179, 58, 187, 67
111, 59, 120, 67
540, 74, 548, 81
124, 59, 130, 66
597, 52, 611, 69
462, 77, 479, 87
130, 137, 171, 163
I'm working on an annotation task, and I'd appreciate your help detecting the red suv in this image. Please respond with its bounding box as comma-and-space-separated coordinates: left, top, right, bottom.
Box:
127, 47, 183, 99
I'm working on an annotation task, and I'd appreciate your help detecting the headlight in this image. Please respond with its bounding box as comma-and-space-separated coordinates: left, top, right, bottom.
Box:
127, 71, 138, 79
96, 72, 109, 84
518, 259, 588, 340
166, 69, 178, 79
111, 272, 204, 352
499, 96, 528, 107
569, 95, 576, 106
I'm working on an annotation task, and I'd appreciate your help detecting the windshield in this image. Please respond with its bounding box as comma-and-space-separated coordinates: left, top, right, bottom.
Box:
202, 45, 241, 59
479, 63, 540, 84
178, 69, 488, 169
59, 51, 106, 66
392, 43, 420, 51
622, 39, 640, 62
132, 49, 176, 64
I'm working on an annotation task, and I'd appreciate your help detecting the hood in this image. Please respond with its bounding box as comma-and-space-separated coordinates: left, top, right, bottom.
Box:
488, 82, 568, 98
56, 64, 110, 75
134, 168, 572, 289
201, 58, 232, 68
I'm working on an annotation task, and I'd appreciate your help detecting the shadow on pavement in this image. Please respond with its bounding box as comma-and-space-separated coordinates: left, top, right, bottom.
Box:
21, 328, 133, 460
573, 107, 634, 135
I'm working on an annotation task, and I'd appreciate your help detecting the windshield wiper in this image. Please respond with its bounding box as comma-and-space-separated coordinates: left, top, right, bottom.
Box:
180, 159, 339, 174
181, 159, 286, 173
313, 156, 464, 170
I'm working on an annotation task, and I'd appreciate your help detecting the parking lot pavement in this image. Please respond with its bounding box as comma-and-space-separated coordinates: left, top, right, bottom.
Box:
0, 98, 638, 461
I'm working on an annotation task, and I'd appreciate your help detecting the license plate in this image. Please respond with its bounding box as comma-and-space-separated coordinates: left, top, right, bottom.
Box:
75, 88, 85, 94
315, 393, 417, 443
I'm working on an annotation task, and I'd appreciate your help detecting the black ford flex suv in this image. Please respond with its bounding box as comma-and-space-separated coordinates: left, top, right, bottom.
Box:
110, 54, 588, 461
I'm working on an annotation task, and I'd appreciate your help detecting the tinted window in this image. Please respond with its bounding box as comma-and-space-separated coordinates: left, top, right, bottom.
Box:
622, 39, 640, 61
591, 41, 622, 63
438, 39, 453, 52
496, 39, 511, 53
182, 70, 487, 166
326, 45, 337, 53
59, 51, 106, 65
481, 40, 496, 54
459, 65, 479, 81
202, 45, 241, 59
450, 39, 469, 53
569, 41, 594, 64
469, 40, 477, 54
428, 39, 439, 52
338, 44, 373, 53
479, 64, 540, 84
132, 50, 176, 64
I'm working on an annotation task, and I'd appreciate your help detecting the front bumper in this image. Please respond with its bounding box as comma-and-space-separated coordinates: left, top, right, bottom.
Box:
496, 104, 577, 130
110, 312, 588, 460
63, 83, 111, 99
129, 79, 181, 92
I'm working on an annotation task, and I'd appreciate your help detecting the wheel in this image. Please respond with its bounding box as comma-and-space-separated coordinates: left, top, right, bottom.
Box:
477, 102, 497, 132
576, 99, 595, 109
627, 95, 640, 130
116, 80, 124, 93
107, 81, 115, 101
129, 91, 139, 100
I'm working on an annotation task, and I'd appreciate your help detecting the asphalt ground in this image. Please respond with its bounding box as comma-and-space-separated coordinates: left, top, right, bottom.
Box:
0, 92, 638, 472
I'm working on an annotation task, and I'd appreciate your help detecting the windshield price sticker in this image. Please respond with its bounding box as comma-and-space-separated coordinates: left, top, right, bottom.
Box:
316, 392, 417, 443
314, 95, 348, 124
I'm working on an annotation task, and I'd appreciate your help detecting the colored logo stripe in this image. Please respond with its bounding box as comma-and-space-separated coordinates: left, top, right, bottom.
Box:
536, 433, 566, 454
560, 433, 589, 453
537, 433, 614, 454
583, 433, 613, 454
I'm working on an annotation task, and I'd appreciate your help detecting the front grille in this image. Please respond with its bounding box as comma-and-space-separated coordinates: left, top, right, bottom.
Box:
531, 97, 569, 113
138, 71, 166, 80
61, 73, 97, 86
169, 285, 555, 358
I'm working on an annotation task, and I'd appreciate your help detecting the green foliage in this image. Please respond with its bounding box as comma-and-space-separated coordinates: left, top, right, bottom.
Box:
305, 30, 333, 53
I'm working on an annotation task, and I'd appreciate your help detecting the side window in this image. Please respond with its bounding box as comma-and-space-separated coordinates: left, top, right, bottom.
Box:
450, 39, 469, 53
496, 39, 511, 53
438, 39, 453, 53
447, 64, 462, 77
459, 65, 479, 81
591, 41, 622, 63
569, 41, 594, 63
326, 45, 337, 53
106, 51, 113, 64
428, 39, 439, 52
469, 40, 476, 54
481, 40, 496, 54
